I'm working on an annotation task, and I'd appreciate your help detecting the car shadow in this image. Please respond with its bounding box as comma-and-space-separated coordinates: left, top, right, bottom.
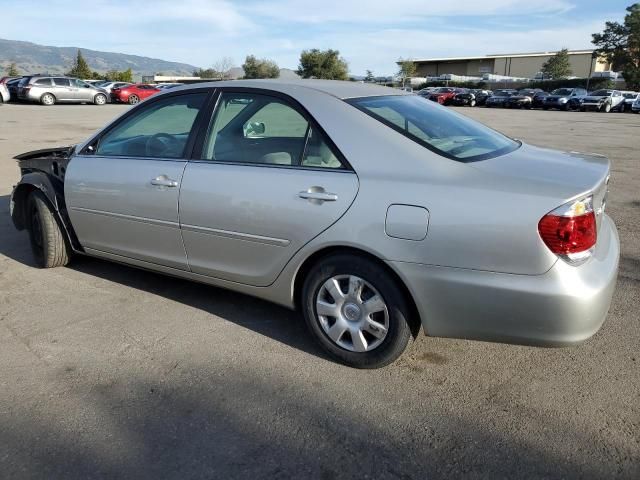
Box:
0, 194, 328, 362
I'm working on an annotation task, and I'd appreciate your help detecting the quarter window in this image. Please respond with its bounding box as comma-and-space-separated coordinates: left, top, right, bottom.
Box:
95, 93, 206, 159
203, 92, 343, 169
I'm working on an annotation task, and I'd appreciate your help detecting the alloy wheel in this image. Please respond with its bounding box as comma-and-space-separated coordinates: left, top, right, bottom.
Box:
315, 275, 389, 353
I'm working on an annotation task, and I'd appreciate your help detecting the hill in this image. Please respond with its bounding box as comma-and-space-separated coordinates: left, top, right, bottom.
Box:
0, 38, 199, 78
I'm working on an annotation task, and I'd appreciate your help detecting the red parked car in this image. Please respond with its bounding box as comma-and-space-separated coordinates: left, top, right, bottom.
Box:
427, 87, 463, 105
111, 84, 161, 104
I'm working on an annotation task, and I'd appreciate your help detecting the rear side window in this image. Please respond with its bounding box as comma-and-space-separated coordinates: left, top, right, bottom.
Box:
347, 95, 519, 162
53, 78, 71, 87
202, 92, 344, 169
95, 93, 207, 158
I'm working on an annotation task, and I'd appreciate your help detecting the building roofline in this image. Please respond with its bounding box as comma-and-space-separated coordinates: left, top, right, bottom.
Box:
405, 49, 596, 64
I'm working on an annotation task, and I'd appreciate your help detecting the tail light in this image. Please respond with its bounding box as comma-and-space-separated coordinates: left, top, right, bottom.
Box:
538, 195, 597, 265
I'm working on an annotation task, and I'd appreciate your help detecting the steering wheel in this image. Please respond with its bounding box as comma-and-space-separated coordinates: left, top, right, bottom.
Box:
145, 133, 178, 157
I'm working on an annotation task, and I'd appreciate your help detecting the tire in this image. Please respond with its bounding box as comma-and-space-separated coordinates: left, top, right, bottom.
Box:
94, 93, 107, 105
128, 94, 139, 105
470, 99, 476, 107
603, 103, 611, 113
301, 254, 412, 368
619, 103, 625, 113
26, 191, 71, 268
580, 107, 586, 112
40, 93, 56, 106
542, 106, 549, 110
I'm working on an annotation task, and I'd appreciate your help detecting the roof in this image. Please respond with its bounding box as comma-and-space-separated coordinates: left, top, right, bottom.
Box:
407, 50, 596, 64
178, 79, 405, 99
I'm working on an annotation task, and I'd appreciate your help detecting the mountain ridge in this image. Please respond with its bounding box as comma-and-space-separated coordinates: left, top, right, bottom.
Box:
0, 38, 200, 78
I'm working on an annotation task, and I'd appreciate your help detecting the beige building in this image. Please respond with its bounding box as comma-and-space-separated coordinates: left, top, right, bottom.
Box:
410, 50, 610, 79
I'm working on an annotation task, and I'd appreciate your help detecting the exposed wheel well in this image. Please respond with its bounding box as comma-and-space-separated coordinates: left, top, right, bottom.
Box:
11, 183, 38, 230
11, 183, 79, 252
293, 246, 423, 338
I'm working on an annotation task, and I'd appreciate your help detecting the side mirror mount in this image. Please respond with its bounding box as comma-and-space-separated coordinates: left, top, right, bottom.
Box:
244, 121, 266, 137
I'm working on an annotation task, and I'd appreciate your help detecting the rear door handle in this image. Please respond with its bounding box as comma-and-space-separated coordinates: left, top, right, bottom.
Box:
298, 187, 338, 203
150, 175, 178, 187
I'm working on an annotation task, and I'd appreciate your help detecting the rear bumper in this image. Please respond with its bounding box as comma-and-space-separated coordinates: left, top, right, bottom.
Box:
390, 214, 619, 346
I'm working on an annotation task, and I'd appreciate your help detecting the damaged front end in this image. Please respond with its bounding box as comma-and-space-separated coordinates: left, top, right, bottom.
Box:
10, 145, 82, 250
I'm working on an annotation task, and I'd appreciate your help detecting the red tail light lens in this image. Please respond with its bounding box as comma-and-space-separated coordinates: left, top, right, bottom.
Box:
538, 196, 597, 264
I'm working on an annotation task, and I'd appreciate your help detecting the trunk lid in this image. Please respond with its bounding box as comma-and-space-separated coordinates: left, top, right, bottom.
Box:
470, 143, 610, 232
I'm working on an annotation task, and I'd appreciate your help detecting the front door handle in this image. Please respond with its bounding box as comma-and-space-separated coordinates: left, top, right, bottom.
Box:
150, 175, 178, 187
298, 187, 338, 204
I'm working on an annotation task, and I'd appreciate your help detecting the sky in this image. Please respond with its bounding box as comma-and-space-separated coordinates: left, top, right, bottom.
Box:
0, 0, 630, 75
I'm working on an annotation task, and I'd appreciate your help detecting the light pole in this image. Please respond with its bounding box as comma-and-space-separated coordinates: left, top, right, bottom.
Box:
586, 51, 598, 92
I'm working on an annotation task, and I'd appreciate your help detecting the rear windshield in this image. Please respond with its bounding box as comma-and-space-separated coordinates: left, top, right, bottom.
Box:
347, 95, 519, 162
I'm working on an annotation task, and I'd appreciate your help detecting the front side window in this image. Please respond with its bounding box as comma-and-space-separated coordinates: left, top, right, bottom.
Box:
348, 95, 519, 162
203, 92, 344, 169
95, 93, 206, 158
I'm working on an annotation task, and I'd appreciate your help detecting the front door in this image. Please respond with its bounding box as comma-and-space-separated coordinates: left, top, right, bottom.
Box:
179, 91, 359, 286
52, 77, 75, 101
65, 91, 209, 270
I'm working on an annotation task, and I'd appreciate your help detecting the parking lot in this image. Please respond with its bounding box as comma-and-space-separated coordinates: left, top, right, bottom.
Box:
0, 103, 638, 478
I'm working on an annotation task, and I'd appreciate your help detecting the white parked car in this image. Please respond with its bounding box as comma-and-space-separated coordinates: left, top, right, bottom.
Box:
94, 82, 133, 95
620, 92, 640, 113
580, 90, 624, 112
0, 83, 9, 103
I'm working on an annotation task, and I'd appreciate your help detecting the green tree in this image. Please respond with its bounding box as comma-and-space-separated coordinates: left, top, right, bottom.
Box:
6, 62, 19, 76
592, 3, 640, 90
540, 48, 573, 79
66, 49, 93, 79
105, 68, 133, 82
397, 59, 417, 87
242, 55, 280, 79
364, 70, 375, 82
193, 68, 217, 79
297, 49, 349, 80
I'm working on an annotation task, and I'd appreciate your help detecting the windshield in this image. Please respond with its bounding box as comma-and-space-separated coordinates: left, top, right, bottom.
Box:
494, 90, 513, 96
347, 95, 519, 162
551, 88, 573, 96
590, 90, 612, 96
433, 87, 453, 93
623, 93, 636, 99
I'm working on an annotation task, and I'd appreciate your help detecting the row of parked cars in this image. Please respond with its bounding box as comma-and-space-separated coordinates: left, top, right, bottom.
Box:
0, 75, 183, 106
418, 86, 640, 113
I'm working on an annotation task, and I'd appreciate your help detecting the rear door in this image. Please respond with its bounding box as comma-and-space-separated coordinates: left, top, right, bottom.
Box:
66, 91, 209, 269
179, 90, 359, 286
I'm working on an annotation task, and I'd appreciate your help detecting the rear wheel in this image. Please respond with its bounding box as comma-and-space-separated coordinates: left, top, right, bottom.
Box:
301, 254, 412, 368
40, 93, 55, 106
128, 94, 139, 105
27, 191, 70, 268
94, 93, 107, 105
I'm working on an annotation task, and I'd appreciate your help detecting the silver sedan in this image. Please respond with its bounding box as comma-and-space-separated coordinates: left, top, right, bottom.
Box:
10, 80, 619, 368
